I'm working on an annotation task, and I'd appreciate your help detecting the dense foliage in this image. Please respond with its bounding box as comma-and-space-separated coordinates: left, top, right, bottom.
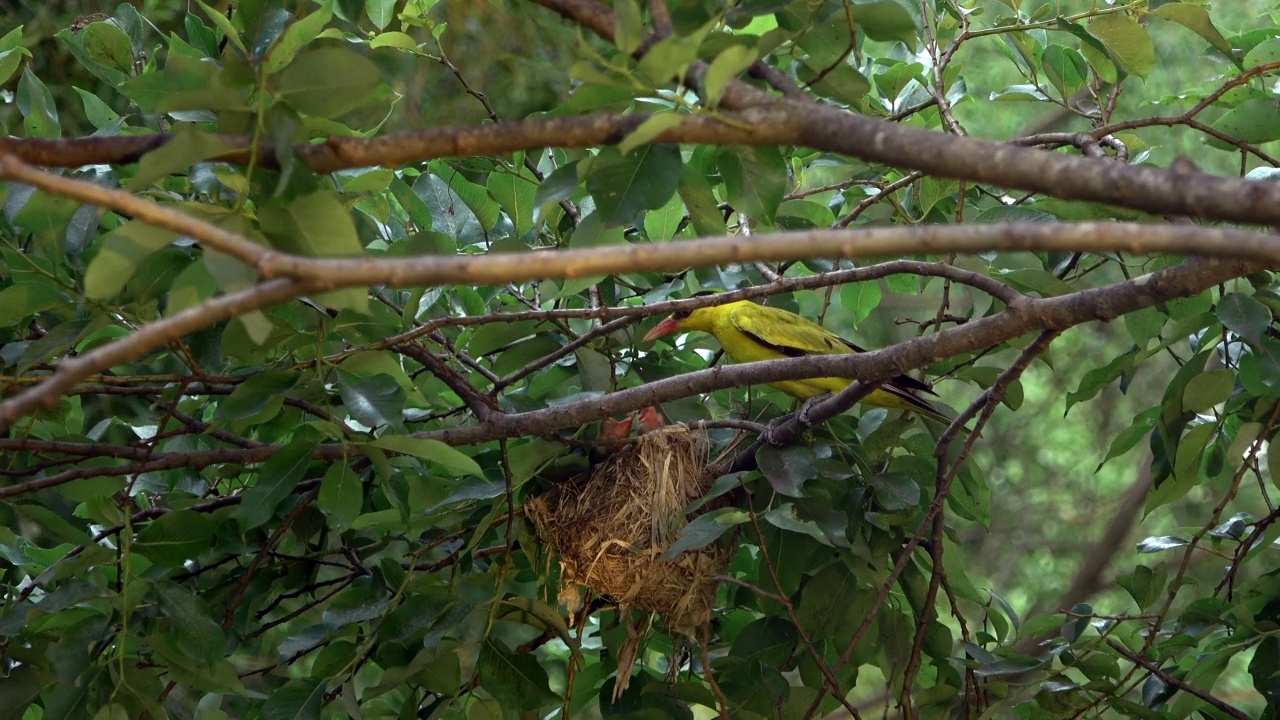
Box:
1, 0, 1280, 718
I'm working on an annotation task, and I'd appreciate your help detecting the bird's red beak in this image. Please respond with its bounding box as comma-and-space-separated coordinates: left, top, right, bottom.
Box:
643, 316, 683, 343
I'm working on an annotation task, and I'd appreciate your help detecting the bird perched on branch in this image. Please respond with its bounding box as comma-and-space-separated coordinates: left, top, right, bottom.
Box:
642, 299, 949, 423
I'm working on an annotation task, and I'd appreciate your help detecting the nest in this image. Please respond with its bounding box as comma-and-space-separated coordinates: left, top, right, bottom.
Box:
526, 424, 729, 633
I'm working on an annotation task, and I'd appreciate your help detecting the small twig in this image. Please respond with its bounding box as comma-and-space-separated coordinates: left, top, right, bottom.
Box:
1106, 640, 1250, 720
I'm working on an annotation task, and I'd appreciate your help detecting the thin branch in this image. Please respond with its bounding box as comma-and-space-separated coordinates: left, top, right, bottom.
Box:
1106, 640, 1251, 720
0, 278, 316, 432
0, 155, 268, 267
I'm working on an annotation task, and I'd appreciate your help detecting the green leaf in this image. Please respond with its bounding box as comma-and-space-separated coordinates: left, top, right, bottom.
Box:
533, 161, 581, 219
263, 5, 333, 75
1153, 3, 1233, 56
1171, 648, 1233, 718
999, 268, 1074, 298
365, 435, 484, 478
84, 222, 178, 300
729, 617, 798, 667
636, 24, 711, 85
777, 200, 835, 229
389, 176, 435, 230
470, 319, 542, 357
705, 45, 758, 107
413, 173, 484, 245
840, 282, 882, 324
336, 370, 406, 429
130, 126, 237, 190
1250, 637, 1280, 707
1116, 564, 1166, 610
73, 86, 121, 129
661, 508, 749, 559
1245, 37, 1280, 69
476, 638, 559, 711
798, 62, 870, 104
429, 162, 502, 232
678, 163, 726, 236
717, 146, 787, 226
1181, 369, 1234, 413
756, 445, 817, 497
121, 54, 217, 113
234, 440, 317, 530
318, 461, 362, 531
366, 0, 396, 30
261, 678, 325, 720
0, 282, 66, 327
322, 586, 388, 629
1218, 292, 1272, 346
585, 145, 681, 225
796, 563, 866, 644
1241, 339, 1280, 394
1099, 407, 1159, 469
215, 370, 299, 424
135, 511, 218, 567
1123, 306, 1166, 349
379, 591, 456, 643
17, 67, 59, 138
1040, 45, 1087, 98
81, 22, 134, 74
614, 0, 644, 54
0, 26, 30, 86
370, 30, 418, 50
197, 0, 248, 56
486, 171, 537, 237
974, 656, 1045, 677
275, 47, 380, 118
849, 0, 921, 48
154, 581, 225, 667
1208, 98, 1280, 148
868, 473, 920, 510
56, 27, 128, 87
1088, 15, 1154, 77
1067, 348, 1137, 412
259, 190, 367, 311
644, 190, 686, 241
618, 113, 685, 155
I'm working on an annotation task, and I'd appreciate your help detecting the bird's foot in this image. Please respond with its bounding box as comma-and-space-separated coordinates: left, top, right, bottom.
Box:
762, 416, 791, 447
795, 395, 828, 427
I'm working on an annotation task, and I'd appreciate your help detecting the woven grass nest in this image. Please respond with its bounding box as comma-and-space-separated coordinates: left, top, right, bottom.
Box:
526, 424, 729, 633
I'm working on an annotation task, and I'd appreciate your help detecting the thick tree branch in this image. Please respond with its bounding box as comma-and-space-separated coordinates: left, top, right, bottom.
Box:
0, 256, 1257, 499
417, 257, 1262, 446
8, 105, 1280, 227
255, 224, 1280, 288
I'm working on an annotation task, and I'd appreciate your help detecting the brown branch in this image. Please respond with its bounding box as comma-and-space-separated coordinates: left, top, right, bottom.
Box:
221, 480, 326, 628
0, 155, 268, 268
1105, 640, 1250, 720
5, 223, 1254, 434
0, 277, 315, 432
417, 256, 1258, 447
1015, 465, 1153, 656
254, 224, 1280, 289
898, 331, 1059, 712
9, 102, 1280, 228
0, 447, 279, 498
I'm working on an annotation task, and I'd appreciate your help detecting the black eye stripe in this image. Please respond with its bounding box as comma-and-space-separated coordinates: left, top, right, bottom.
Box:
674, 310, 691, 319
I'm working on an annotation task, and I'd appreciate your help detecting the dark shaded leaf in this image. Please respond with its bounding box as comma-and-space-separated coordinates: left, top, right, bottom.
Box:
756, 445, 817, 497
476, 638, 559, 710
